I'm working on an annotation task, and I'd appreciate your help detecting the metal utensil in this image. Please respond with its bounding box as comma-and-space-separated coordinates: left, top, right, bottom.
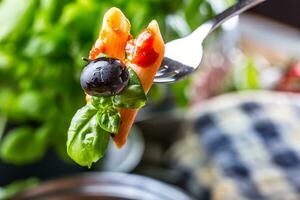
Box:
154, 0, 266, 83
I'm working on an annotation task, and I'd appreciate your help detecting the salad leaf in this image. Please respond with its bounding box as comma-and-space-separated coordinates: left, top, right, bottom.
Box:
0, 126, 49, 165
114, 67, 147, 109
0, 0, 38, 42
67, 104, 110, 167
97, 109, 120, 134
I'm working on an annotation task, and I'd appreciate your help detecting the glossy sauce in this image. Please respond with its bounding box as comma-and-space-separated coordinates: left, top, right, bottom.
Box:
126, 29, 159, 67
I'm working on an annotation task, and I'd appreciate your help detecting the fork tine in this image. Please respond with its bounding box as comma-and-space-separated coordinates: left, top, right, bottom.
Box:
154, 69, 192, 83
154, 57, 195, 83
154, 76, 177, 83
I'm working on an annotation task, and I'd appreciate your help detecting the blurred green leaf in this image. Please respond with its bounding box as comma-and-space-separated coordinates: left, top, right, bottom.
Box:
125, 2, 150, 36
0, 126, 49, 165
233, 58, 261, 90
60, 1, 101, 40
148, 84, 166, 103
0, 0, 38, 42
32, 0, 58, 32
32, 0, 73, 33
0, 51, 13, 69
0, 178, 39, 199
184, 0, 214, 30
15, 91, 49, 120
225, 0, 236, 6
0, 114, 6, 141
24, 28, 70, 58
0, 89, 18, 118
170, 78, 191, 107
49, 117, 70, 162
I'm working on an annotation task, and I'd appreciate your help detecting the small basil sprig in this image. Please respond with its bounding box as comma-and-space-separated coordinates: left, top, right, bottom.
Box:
97, 109, 120, 133
67, 104, 110, 167
67, 67, 147, 167
113, 67, 147, 109
90, 96, 120, 134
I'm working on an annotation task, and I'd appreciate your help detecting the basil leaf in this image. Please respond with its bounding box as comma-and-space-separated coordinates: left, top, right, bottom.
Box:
113, 67, 147, 109
97, 109, 120, 134
67, 105, 110, 167
91, 96, 113, 109
127, 67, 142, 85
0, 126, 48, 165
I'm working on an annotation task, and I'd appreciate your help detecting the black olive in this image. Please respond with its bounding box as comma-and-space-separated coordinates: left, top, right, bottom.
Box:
80, 57, 129, 96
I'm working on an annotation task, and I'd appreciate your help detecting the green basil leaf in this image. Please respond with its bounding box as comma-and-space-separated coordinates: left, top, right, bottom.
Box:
127, 67, 142, 85
67, 105, 110, 167
113, 67, 147, 109
0, 126, 48, 165
91, 96, 113, 109
97, 109, 120, 134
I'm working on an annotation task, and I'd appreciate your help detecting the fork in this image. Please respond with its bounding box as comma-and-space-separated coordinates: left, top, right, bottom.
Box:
154, 0, 267, 83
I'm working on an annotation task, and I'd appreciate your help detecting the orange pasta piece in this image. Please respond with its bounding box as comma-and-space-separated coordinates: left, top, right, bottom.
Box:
87, 8, 164, 148
114, 21, 164, 147
89, 7, 131, 60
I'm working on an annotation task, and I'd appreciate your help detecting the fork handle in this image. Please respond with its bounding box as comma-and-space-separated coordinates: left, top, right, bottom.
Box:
192, 0, 266, 40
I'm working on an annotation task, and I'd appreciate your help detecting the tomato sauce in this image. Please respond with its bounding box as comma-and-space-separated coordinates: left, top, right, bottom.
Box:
126, 29, 159, 67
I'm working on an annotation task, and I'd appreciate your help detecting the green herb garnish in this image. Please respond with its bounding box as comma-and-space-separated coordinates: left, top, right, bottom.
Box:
66, 67, 146, 167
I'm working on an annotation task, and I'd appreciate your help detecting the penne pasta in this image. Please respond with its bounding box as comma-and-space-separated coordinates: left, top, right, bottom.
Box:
87, 8, 164, 148
68, 7, 164, 167
89, 7, 131, 60
114, 21, 164, 147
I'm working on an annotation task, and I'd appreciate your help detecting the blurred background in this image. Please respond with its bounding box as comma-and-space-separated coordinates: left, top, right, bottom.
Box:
1, 0, 300, 199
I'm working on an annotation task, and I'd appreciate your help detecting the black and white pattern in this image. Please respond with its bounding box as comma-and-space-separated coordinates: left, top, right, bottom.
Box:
169, 92, 300, 200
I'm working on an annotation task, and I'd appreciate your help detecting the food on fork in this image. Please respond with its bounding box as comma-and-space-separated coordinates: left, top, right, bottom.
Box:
67, 7, 164, 167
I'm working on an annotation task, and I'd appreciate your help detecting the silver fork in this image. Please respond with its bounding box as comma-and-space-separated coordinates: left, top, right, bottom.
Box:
154, 0, 267, 83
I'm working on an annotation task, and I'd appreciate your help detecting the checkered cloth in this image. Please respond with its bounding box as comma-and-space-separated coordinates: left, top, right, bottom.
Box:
168, 91, 300, 200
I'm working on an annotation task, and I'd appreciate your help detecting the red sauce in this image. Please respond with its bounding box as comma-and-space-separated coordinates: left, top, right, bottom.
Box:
126, 29, 159, 68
